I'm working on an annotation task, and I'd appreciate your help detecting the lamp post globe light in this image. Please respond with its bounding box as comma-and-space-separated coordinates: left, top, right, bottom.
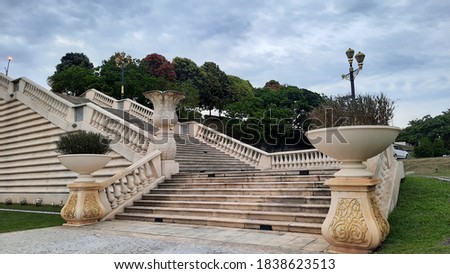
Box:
5, 56, 12, 76
115, 52, 131, 99
341, 48, 365, 100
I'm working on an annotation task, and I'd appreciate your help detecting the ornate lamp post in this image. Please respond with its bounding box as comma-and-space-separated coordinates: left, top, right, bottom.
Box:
342, 48, 365, 100
5, 56, 12, 76
115, 52, 131, 99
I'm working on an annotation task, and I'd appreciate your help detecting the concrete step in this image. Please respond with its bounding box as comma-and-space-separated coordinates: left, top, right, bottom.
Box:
142, 193, 331, 204
122, 206, 326, 223
158, 181, 326, 189
134, 200, 330, 214
166, 174, 329, 183
150, 188, 330, 196
115, 213, 322, 234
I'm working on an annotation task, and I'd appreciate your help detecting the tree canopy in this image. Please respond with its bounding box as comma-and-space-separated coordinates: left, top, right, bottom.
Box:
397, 110, 450, 157
48, 51, 327, 151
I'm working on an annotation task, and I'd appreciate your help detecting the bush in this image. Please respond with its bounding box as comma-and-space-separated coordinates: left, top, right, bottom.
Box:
414, 137, 447, 158
56, 130, 111, 154
308, 93, 395, 128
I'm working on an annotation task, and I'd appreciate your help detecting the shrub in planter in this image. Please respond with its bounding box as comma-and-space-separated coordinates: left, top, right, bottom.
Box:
56, 130, 111, 155
307, 92, 395, 128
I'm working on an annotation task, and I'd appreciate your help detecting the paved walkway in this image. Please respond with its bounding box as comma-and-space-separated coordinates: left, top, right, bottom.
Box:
0, 220, 331, 254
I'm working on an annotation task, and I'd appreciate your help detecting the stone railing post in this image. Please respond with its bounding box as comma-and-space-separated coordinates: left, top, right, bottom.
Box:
144, 90, 185, 178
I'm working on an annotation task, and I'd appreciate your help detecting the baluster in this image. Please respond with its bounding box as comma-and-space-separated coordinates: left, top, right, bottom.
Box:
113, 180, 124, 204
144, 162, 154, 179
120, 177, 130, 199
132, 131, 141, 151
105, 185, 118, 208
133, 170, 142, 191
139, 166, 148, 186
91, 111, 100, 128
127, 174, 137, 194
127, 130, 136, 149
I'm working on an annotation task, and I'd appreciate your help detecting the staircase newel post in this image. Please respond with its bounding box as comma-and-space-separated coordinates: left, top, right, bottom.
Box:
143, 90, 185, 179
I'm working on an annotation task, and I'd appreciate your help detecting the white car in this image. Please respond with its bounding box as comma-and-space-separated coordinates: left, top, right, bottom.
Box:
393, 145, 409, 159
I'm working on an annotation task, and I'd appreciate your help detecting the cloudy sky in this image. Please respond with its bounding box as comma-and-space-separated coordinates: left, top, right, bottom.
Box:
1, 0, 449, 128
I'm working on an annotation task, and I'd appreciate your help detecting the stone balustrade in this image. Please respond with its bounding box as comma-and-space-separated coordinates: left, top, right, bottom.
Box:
99, 150, 164, 221
366, 145, 404, 217
125, 100, 153, 121
184, 121, 339, 170
23, 81, 70, 119
83, 88, 153, 121
270, 149, 339, 169
0, 73, 11, 94
87, 106, 152, 156
84, 88, 115, 108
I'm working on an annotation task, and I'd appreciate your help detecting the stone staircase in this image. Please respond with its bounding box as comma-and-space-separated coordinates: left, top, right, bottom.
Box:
115, 170, 332, 234
115, 133, 334, 234
175, 135, 257, 173
0, 98, 132, 205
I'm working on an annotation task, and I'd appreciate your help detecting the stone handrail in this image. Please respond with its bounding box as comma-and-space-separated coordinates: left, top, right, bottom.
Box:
192, 122, 269, 167
83, 88, 115, 108
22, 79, 72, 119
83, 89, 153, 121
0, 73, 12, 97
183, 121, 339, 170
99, 150, 164, 221
270, 149, 340, 169
366, 145, 404, 218
126, 100, 154, 121
86, 105, 153, 158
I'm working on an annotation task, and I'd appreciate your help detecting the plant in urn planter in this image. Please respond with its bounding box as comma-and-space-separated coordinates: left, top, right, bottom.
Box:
56, 130, 112, 226
305, 93, 399, 177
305, 93, 400, 253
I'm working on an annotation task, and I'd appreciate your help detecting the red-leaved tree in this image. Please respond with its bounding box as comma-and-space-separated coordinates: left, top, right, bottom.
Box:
142, 53, 177, 81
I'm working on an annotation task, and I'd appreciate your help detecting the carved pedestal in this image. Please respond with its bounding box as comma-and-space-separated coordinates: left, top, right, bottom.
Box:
322, 178, 389, 253
61, 182, 105, 226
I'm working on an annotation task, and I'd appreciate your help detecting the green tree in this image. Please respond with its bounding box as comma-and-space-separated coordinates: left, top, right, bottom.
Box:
199, 62, 231, 115
398, 109, 450, 155
55, 52, 93, 73
50, 66, 98, 96
96, 53, 165, 104
173, 57, 202, 85
225, 83, 324, 150
48, 52, 97, 95
227, 75, 254, 103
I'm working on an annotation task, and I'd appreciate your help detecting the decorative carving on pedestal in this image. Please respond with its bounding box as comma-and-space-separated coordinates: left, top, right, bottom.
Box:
330, 198, 369, 245
61, 194, 77, 220
322, 178, 389, 253
83, 193, 103, 219
143, 90, 185, 178
60, 183, 105, 226
371, 197, 390, 241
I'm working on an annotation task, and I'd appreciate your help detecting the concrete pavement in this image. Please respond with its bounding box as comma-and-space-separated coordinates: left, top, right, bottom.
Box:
0, 220, 331, 254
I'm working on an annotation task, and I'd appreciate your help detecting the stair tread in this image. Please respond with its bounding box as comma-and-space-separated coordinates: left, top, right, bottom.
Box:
137, 200, 330, 208
126, 206, 327, 217
116, 212, 322, 228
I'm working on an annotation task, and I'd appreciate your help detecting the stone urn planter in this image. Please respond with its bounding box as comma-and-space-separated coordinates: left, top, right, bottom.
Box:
143, 90, 185, 178
305, 125, 401, 253
305, 125, 401, 177
58, 154, 111, 183
56, 130, 112, 226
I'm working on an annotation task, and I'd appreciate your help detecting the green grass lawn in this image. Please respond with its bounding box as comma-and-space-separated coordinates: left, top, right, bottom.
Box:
0, 173, 448, 254
375, 176, 450, 253
0, 204, 65, 233
403, 157, 450, 177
